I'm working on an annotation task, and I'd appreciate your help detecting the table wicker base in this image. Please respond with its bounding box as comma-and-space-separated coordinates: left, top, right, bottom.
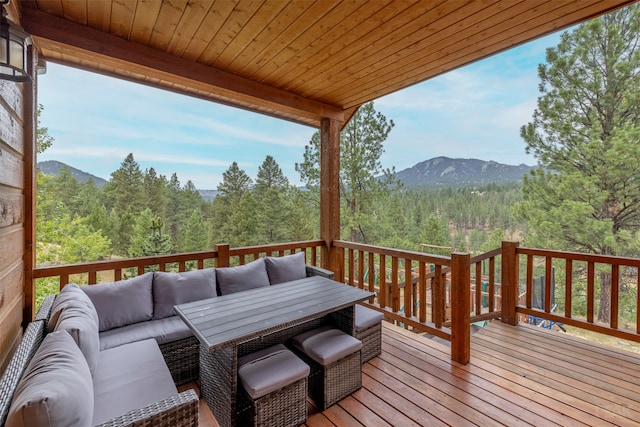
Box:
237, 378, 308, 427
295, 350, 362, 411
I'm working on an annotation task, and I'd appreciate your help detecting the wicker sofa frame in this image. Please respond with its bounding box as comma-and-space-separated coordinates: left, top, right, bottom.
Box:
0, 320, 199, 427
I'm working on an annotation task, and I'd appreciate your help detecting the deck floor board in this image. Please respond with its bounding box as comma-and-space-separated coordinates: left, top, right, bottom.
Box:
192, 320, 640, 426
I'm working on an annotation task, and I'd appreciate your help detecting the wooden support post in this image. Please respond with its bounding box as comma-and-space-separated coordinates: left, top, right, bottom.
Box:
501, 241, 519, 325
215, 244, 230, 268
23, 45, 37, 325
450, 252, 470, 365
319, 117, 341, 277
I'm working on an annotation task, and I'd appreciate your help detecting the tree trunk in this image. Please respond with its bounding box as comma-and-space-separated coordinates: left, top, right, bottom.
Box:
597, 271, 611, 323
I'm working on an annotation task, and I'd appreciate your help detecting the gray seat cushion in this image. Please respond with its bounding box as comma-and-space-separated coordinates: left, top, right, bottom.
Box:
153, 269, 217, 319
238, 344, 310, 400
265, 252, 307, 285
292, 325, 362, 366
216, 258, 270, 295
92, 338, 177, 425
6, 330, 93, 427
355, 304, 384, 333
98, 316, 193, 350
48, 283, 99, 331
82, 273, 154, 331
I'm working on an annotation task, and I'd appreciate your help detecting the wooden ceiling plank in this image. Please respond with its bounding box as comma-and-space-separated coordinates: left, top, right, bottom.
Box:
86, 0, 112, 33
274, 0, 424, 91
33, 0, 63, 16
254, 0, 370, 86
242, 0, 342, 80
109, 0, 136, 39
197, 0, 263, 65
217, 0, 291, 74
339, 0, 617, 108
148, 0, 189, 51
230, 1, 311, 75
61, 0, 87, 25
165, 1, 214, 57
292, 0, 493, 96
129, 0, 163, 46
22, 9, 343, 125
180, 0, 237, 62
318, 0, 522, 102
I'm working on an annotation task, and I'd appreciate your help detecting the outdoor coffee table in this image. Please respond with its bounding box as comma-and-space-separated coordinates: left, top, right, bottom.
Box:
175, 275, 374, 427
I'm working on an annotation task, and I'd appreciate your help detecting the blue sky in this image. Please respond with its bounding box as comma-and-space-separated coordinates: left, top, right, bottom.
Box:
37, 31, 563, 190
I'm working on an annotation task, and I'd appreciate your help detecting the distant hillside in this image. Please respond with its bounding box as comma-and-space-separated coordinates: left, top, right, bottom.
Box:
392, 156, 536, 187
198, 190, 218, 201
38, 160, 108, 188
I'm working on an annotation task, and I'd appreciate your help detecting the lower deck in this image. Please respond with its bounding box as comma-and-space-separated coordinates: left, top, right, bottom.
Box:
189, 320, 640, 426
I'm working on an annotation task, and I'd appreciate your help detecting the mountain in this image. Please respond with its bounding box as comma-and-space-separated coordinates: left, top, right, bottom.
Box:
38, 160, 109, 188
392, 156, 536, 187
198, 190, 218, 201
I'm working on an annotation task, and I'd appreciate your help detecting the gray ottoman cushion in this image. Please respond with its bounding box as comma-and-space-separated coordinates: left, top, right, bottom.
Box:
216, 258, 270, 295
98, 316, 193, 350
6, 330, 93, 427
265, 252, 307, 285
82, 273, 154, 331
153, 269, 217, 319
92, 338, 177, 425
238, 344, 309, 400
355, 304, 384, 333
292, 325, 362, 365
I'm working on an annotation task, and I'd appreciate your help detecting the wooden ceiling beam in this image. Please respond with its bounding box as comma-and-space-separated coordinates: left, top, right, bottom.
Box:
19, 8, 344, 127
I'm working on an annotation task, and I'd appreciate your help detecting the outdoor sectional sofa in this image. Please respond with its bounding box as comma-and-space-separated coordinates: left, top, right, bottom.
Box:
0, 253, 334, 426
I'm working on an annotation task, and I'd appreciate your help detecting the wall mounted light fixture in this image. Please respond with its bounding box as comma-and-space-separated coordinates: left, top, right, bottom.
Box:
0, 1, 31, 82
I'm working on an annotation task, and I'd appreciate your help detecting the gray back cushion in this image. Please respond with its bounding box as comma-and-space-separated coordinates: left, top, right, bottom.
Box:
152, 269, 217, 319
48, 283, 99, 331
54, 303, 100, 376
265, 252, 307, 285
216, 258, 270, 295
6, 330, 93, 427
82, 273, 154, 331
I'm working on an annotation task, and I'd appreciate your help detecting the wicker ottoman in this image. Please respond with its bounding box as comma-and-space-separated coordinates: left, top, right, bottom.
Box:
237, 344, 310, 427
355, 304, 384, 363
291, 325, 362, 410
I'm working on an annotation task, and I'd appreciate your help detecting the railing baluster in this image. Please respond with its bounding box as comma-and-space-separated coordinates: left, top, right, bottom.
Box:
545, 257, 552, 313
358, 250, 365, 290
565, 259, 572, 318
419, 261, 426, 323
611, 264, 619, 329
404, 258, 412, 319
489, 257, 495, 313
115, 269, 122, 281
60, 274, 69, 290
179, 261, 186, 272
88, 271, 97, 285
368, 251, 375, 303
587, 261, 595, 323
348, 248, 354, 287
526, 254, 533, 309
433, 264, 443, 328
475, 261, 482, 315
379, 254, 387, 309
637, 269, 640, 334
391, 256, 399, 315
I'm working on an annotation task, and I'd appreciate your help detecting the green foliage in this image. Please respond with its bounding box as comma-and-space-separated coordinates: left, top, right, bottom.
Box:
36, 104, 54, 154
103, 153, 146, 215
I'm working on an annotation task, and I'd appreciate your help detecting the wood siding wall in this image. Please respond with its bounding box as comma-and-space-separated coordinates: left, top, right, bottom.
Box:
0, 21, 36, 372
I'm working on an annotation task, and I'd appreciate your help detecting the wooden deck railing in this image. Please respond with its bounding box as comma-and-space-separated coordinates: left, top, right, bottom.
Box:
33, 240, 326, 290
501, 242, 640, 344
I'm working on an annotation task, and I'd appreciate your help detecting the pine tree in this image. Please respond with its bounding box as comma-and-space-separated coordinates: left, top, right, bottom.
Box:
516, 4, 640, 321
103, 153, 146, 215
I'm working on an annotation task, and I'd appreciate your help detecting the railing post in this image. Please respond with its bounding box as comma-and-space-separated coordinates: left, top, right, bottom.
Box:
215, 243, 230, 268
319, 117, 341, 276
501, 241, 519, 325
450, 252, 470, 365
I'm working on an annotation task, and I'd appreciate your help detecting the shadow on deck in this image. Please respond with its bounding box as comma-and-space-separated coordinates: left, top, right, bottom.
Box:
190, 321, 640, 426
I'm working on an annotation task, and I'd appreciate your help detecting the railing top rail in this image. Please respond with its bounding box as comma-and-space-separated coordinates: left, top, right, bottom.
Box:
518, 246, 640, 267
334, 240, 451, 266
470, 248, 502, 264
33, 250, 219, 278
228, 240, 325, 256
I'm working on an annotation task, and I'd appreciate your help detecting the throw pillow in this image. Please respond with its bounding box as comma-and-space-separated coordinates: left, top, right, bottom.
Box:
55, 303, 100, 376
82, 273, 154, 331
264, 252, 307, 285
6, 330, 93, 427
216, 258, 270, 295
152, 268, 217, 319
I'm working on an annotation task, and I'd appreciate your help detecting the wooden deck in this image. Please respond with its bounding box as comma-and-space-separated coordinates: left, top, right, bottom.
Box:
189, 321, 640, 426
